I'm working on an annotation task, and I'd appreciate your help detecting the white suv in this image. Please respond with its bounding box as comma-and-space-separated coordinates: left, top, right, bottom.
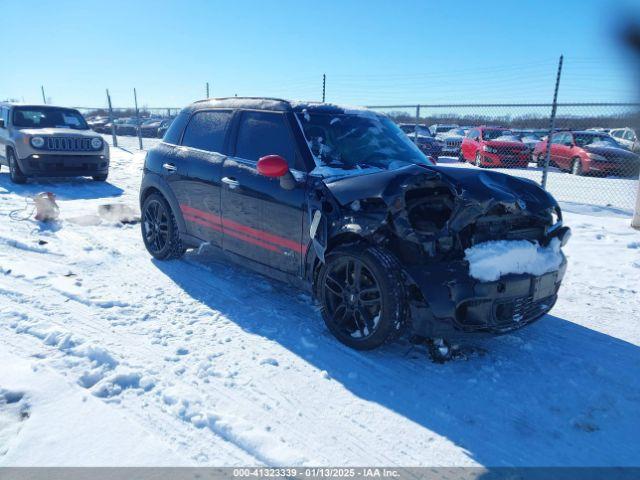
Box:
0, 103, 110, 184
610, 127, 639, 153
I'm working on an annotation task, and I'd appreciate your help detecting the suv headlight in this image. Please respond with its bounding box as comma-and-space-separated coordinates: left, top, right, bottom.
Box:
91, 137, 103, 150
30, 136, 45, 148
483, 145, 497, 153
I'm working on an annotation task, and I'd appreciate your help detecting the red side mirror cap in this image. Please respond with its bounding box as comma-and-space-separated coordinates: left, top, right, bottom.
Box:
257, 155, 289, 177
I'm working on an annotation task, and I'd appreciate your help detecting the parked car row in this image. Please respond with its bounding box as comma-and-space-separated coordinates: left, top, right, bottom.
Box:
87, 115, 175, 138
398, 122, 640, 177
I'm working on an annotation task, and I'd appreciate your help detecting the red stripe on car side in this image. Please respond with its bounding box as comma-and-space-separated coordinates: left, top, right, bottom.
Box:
180, 204, 304, 254
182, 212, 281, 253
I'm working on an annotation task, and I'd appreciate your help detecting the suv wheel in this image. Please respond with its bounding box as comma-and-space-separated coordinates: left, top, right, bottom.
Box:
458, 151, 464, 162
141, 193, 185, 260
318, 244, 407, 350
92, 174, 108, 182
7, 149, 27, 184
571, 158, 583, 176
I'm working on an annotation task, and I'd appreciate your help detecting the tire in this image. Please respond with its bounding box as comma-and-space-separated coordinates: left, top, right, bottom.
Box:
7, 149, 27, 184
458, 151, 465, 162
141, 193, 185, 260
536, 153, 545, 168
475, 152, 483, 167
92, 174, 108, 182
317, 244, 408, 350
571, 157, 583, 176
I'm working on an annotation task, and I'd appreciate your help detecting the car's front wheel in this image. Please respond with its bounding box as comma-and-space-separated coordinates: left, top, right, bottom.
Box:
318, 245, 407, 350
475, 152, 484, 167
93, 174, 108, 182
571, 157, 584, 176
141, 193, 185, 260
7, 149, 27, 184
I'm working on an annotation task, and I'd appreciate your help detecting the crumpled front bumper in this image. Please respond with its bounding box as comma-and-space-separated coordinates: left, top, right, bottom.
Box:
404, 249, 568, 338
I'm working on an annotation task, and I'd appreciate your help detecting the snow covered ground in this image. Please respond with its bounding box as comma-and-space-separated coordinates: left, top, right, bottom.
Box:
0, 135, 639, 467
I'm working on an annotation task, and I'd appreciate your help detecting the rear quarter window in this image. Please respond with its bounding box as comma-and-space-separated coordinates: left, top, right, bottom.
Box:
162, 111, 190, 145
181, 110, 232, 153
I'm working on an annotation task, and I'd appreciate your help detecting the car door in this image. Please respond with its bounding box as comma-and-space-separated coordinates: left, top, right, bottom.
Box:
174, 109, 234, 248
549, 132, 566, 168
556, 132, 575, 169
221, 110, 307, 276
462, 128, 479, 161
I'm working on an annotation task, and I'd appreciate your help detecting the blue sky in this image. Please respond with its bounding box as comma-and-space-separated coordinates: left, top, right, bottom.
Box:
2, 0, 639, 109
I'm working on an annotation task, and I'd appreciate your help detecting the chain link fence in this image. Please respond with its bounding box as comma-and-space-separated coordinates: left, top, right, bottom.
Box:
368, 103, 640, 212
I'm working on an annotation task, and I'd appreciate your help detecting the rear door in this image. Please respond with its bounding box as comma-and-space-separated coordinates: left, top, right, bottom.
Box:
220, 110, 307, 275
175, 109, 233, 248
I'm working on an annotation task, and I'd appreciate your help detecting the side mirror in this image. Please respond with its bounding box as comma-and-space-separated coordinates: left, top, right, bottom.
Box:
257, 155, 289, 178
0, 119, 5, 128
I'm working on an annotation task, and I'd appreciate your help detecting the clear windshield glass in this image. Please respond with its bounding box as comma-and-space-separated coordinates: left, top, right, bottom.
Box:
13, 107, 89, 130
483, 129, 512, 140
298, 113, 432, 171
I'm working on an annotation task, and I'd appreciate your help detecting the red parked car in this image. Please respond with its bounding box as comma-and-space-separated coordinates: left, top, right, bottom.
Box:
532, 130, 640, 177
460, 126, 530, 168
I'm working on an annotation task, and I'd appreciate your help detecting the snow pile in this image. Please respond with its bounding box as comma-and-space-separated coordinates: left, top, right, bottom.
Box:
465, 238, 563, 282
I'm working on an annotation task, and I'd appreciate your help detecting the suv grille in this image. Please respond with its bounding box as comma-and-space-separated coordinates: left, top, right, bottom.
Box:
446, 139, 462, 148
45, 137, 94, 152
494, 145, 526, 155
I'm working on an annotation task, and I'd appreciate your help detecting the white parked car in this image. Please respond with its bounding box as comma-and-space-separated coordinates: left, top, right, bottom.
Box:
609, 127, 640, 153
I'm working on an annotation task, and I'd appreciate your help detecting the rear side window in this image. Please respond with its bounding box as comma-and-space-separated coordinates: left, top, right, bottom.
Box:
235, 111, 296, 165
181, 110, 232, 153
162, 111, 190, 145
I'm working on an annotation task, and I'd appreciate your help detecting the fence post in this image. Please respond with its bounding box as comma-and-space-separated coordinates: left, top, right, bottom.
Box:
134, 88, 143, 150
41, 86, 47, 104
322, 74, 326, 102
541, 55, 564, 190
106, 89, 117, 148
633, 172, 640, 229
414, 105, 421, 144
206, 82, 210, 99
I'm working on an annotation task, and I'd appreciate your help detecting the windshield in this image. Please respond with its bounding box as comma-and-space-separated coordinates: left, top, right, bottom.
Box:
12, 107, 89, 130
447, 128, 467, 136
482, 129, 512, 140
298, 112, 432, 171
574, 133, 620, 148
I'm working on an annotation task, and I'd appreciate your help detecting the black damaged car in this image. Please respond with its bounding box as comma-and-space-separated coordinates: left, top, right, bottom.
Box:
140, 98, 571, 354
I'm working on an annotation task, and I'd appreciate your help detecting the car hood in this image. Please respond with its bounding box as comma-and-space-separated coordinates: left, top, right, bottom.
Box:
583, 145, 639, 160
18, 128, 97, 137
323, 164, 556, 220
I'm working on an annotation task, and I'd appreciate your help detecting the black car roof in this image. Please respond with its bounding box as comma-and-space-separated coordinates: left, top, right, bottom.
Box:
188, 97, 369, 115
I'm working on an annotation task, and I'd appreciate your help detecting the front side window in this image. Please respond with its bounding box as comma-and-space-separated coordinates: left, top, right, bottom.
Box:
235, 111, 296, 165
297, 112, 430, 171
12, 107, 88, 130
467, 129, 479, 139
181, 110, 232, 153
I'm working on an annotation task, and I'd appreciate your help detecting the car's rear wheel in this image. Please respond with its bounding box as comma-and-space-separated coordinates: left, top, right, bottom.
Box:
571, 157, 583, 176
141, 193, 185, 260
7, 149, 26, 184
92, 174, 108, 182
475, 152, 484, 167
318, 245, 407, 350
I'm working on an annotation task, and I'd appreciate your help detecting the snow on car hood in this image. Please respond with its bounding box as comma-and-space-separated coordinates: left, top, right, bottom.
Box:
17, 128, 97, 137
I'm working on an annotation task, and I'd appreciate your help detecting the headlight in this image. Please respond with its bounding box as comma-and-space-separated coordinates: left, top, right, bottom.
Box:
587, 152, 606, 161
30, 136, 45, 148
91, 137, 103, 150
483, 145, 497, 153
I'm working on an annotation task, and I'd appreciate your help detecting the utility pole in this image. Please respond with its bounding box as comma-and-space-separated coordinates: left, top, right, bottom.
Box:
541, 55, 563, 191
322, 74, 326, 103
134, 88, 143, 150
41, 86, 47, 104
106, 89, 117, 148
206, 82, 210, 99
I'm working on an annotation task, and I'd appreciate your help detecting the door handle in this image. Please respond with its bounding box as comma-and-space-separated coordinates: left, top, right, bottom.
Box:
222, 176, 240, 189
163, 163, 177, 172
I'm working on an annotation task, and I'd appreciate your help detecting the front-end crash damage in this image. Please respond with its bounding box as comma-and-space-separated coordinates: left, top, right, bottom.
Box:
308, 164, 571, 338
